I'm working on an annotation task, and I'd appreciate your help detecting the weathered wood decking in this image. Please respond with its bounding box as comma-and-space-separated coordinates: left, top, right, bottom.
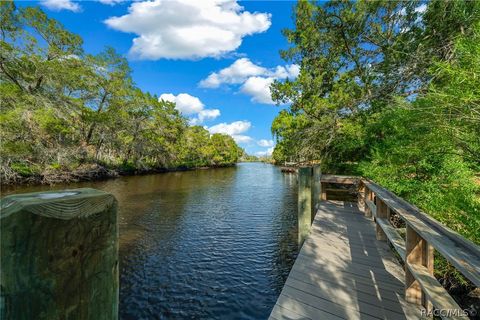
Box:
269, 201, 422, 320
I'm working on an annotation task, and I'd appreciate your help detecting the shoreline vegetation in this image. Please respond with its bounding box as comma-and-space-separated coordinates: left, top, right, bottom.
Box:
1, 158, 270, 187
0, 3, 245, 187
0, 162, 240, 187
1, 158, 271, 187
269, 0, 480, 310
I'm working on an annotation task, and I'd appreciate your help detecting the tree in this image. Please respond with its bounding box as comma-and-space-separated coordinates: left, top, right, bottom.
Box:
270, 0, 480, 295
0, 3, 241, 183
271, 0, 480, 167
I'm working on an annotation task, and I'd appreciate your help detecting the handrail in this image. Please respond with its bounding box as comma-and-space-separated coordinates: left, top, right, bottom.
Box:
320, 174, 359, 184
315, 171, 479, 317
362, 179, 480, 287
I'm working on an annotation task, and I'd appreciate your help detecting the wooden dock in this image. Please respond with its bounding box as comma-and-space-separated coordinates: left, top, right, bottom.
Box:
270, 167, 480, 320
270, 201, 421, 320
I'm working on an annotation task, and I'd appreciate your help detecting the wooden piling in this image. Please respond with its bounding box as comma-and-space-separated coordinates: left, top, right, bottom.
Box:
298, 166, 312, 245
311, 165, 322, 223
0, 188, 118, 320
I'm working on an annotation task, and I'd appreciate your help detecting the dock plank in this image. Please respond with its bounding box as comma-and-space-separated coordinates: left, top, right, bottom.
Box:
269, 201, 422, 320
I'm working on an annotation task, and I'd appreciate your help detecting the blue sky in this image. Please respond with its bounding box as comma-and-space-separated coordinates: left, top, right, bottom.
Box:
22, 0, 298, 156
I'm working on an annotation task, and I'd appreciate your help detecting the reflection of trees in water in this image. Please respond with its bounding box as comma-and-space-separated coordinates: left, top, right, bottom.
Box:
8, 163, 300, 319
118, 166, 241, 319
281, 171, 298, 188
98, 167, 239, 251
269, 171, 299, 294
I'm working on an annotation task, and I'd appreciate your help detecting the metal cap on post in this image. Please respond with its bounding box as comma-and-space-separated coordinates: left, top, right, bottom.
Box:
1, 188, 119, 320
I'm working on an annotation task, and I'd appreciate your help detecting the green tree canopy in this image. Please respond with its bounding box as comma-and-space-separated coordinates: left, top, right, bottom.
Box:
0, 2, 242, 183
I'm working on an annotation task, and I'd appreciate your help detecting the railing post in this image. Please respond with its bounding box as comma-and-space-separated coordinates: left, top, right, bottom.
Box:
405, 225, 434, 310
376, 199, 388, 240
298, 166, 313, 245
312, 165, 322, 223
423, 243, 435, 313
0, 188, 119, 320
358, 181, 365, 213
320, 181, 327, 201
364, 188, 372, 218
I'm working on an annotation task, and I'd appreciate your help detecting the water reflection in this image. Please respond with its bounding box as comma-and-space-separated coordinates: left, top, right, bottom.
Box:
3, 163, 298, 319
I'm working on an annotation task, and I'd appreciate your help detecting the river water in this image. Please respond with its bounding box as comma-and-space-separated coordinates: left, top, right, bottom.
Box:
3, 162, 299, 319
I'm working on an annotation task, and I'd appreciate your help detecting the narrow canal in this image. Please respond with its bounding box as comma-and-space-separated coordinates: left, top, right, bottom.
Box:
4, 162, 299, 319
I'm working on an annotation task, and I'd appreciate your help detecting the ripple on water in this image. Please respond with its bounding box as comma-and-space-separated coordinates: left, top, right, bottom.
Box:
8, 163, 298, 320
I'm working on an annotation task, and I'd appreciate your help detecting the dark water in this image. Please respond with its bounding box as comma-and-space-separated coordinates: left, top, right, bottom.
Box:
3, 162, 299, 319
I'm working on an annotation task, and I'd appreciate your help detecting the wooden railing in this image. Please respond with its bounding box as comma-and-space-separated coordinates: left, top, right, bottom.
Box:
359, 179, 480, 318
299, 167, 480, 318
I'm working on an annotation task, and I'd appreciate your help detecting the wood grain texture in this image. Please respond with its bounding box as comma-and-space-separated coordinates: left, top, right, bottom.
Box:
320, 175, 360, 184
312, 166, 322, 214
376, 200, 388, 241
1, 188, 118, 320
405, 225, 424, 305
406, 263, 463, 320
363, 179, 480, 287
269, 201, 422, 320
365, 199, 376, 218
376, 218, 406, 261
298, 167, 313, 245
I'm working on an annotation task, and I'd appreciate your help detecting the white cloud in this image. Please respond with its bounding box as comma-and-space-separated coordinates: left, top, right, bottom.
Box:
104, 0, 271, 60
240, 76, 275, 104
399, 4, 427, 17
199, 58, 267, 88
208, 120, 251, 135
399, 3, 427, 33
415, 4, 427, 13
256, 147, 274, 157
257, 139, 274, 147
159, 93, 220, 125
200, 58, 299, 104
189, 109, 221, 125
41, 0, 81, 12
271, 64, 300, 79
98, 0, 126, 5
207, 120, 252, 144
159, 93, 204, 115
232, 135, 253, 144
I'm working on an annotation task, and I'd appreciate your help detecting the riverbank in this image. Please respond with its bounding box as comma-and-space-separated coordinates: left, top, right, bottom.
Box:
0, 162, 237, 187
2, 163, 299, 319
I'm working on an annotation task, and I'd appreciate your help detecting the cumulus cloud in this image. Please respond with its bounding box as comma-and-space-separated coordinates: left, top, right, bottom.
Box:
104, 0, 271, 60
271, 64, 300, 79
159, 93, 204, 115
232, 135, 254, 144
256, 147, 274, 157
189, 109, 221, 125
208, 120, 251, 135
159, 93, 220, 124
257, 139, 274, 147
199, 58, 267, 88
98, 0, 126, 5
199, 58, 299, 104
207, 120, 252, 144
240, 76, 275, 104
41, 0, 81, 12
